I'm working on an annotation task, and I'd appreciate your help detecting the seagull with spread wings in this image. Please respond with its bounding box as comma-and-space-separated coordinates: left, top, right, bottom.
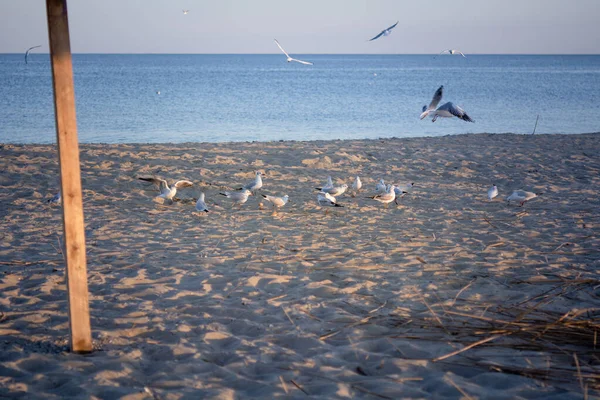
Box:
274, 39, 313, 65
368, 21, 399, 41
419, 85, 474, 123
138, 177, 193, 200
439, 49, 466, 57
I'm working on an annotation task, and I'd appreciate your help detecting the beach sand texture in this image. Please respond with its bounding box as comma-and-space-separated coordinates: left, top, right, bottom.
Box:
1, 133, 599, 399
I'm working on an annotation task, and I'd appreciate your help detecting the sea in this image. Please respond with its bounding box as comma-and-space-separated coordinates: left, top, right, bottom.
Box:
0, 54, 599, 144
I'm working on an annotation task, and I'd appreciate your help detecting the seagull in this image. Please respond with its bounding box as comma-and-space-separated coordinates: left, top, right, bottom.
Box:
47, 191, 61, 204
439, 49, 466, 57
351, 176, 362, 197
375, 179, 387, 193
238, 171, 263, 194
182, 9, 190, 14
138, 177, 193, 200
25, 45, 41, 64
317, 191, 343, 208
274, 39, 313, 65
393, 182, 415, 204
368, 185, 396, 208
315, 184, 348, 197
220, 189, 252, 208
369, 21, 399, 41
487, 185, 498, 201
506, 190, 538, 206
420, 86, 474, 123
156, 90, 160, 95
195, 192, 209, 213
262, 194, 289, 211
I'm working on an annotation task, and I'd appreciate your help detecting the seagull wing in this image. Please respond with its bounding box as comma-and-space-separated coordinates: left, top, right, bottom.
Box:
386, 21, 399, 31
428, 85, 444, 110
138, 177, 169, 194
173, 180, 194, 189
291, 58, 313, 65
439, 102, 474, 122
458, 51, 466, 58
24, 45, 41, 64
369, 31, 385, 41
439, 50, 450, 55
274, 39, 290, 58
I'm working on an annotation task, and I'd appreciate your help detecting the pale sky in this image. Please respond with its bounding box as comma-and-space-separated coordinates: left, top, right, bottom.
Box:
1, 0, 599, 54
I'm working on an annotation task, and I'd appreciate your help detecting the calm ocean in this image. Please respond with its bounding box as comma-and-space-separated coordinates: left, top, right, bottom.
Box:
1, 54, 599, 144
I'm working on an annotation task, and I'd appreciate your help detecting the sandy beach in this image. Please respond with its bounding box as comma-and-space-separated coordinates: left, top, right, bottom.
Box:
1, 132, 599, 399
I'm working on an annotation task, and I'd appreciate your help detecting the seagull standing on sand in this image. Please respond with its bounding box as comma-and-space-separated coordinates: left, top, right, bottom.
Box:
25, 45, 41, 64
195, 192, 209, 213
420, 85, 474, 123
375, 179, 387, 193
317, 191, 343, 208
138, 177, 193, 200
47, 191, 61, 204
439, 49, 466, 57
274, 39, 313, 65
506, 190, 538, 206
393, 182, 415, 204
368, 185, 396, 208
262, 194, 289, 211
351, 176, 362, 197
220, 189, 253, 209
487, 185, 498, 201
368, 21, 399, 41
315, 184, 348, 197
239, 171, 263, 194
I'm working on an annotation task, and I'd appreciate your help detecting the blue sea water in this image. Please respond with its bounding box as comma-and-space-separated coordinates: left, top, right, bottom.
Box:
0, 54, 599, 144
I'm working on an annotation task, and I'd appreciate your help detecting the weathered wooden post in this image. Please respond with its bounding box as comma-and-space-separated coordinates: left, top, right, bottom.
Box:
46, 0, 92, 353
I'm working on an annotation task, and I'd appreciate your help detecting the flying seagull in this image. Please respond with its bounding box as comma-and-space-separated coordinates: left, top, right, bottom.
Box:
439, 49, 466, 57
274, 39, 313, 65
420, 85, 474, 123
25, 45, 41, 64
138, 177, 193, 200
182, 10, 190, 14
368, 21, 399, 41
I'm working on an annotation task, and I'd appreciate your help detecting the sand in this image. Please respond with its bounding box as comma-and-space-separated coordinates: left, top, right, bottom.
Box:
1, 133, 599, 399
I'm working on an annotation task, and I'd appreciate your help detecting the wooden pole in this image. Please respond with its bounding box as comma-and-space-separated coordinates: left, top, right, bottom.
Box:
46, 0, 92, 353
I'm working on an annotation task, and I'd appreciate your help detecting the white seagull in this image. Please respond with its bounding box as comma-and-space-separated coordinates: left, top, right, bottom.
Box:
25, 45, 41, 64
393, 182, 415, 204
420, 85, 474, 123
375, 179, 387, 193
220, 189, 252, 208
138, 177, 193, 200
369, 21, 399, 41
487, 185, 498, 201
351, 176, 362, 197
439, 49, 466, 57
195, 192, 209, 213
368, 185, 396, 208
47, 191, 61, 204
262, 194, 289, 211
315, 184, 348, 197
238, 171, 263, 194
317, 191, 343, 208
274, 39, 313, 65
506, 190, 538, 206
182, 9, 190, 14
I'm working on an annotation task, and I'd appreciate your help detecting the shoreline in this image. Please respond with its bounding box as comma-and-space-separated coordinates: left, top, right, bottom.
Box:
1, 132, 599, 398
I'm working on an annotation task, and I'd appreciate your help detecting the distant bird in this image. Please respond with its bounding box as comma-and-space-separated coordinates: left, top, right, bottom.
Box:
274, 39, 313, 65
317, 191, 343, 208
47, 191, 61, 204
367, 185, 396, 208
182, 9, 190, 14
262, 194, 289, 211
506, 190, 539, 206
420, 85, 473, 123
351, 176, 362, 197
487, 185, 498, 201
315, 184, 348, 197
439, 49, 466, 57
195, 192, 209, 213
220, 189, 253, 208
375, 179, 387, 193
156, 90, 160, 95
238, 171, 263, 194
369, 21, 399, 41
138, 177, 193, 200
25, 45, 41, 64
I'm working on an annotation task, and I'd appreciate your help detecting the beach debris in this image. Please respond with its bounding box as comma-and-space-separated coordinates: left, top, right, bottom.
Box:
351, 176, 362, 197
237, 171, 263, 194
438, 49, 466, 57
274, 39, 313, 65
138, 176, 193, 201
220, 189, 252, 209
487, 184, 498, 201
195, 192, 209, 213
420, 85, 474, 123
506, 190, 538, 206
315, 183, 348, 197
367, 185, 396, 208
262, 194, 289, 211
368, 21, 399, 41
